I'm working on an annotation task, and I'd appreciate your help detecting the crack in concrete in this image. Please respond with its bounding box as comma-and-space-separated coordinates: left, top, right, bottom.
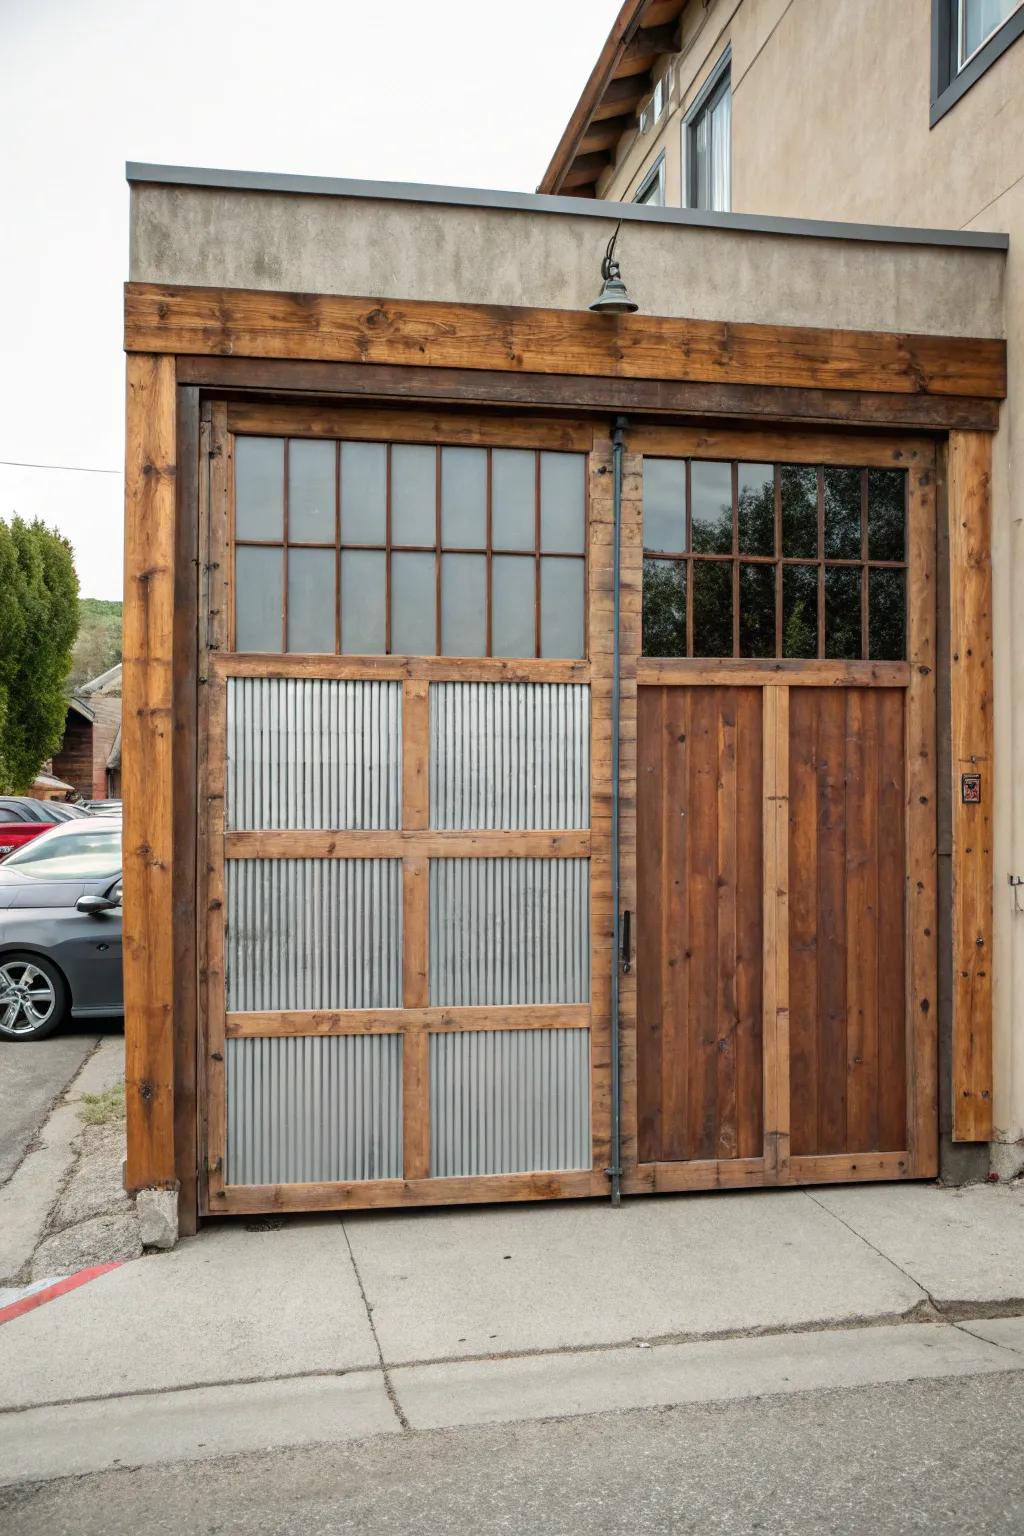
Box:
801, 1189, 941, 1310
4, 1295, 1024, 1419
339, 1217, 410, 1432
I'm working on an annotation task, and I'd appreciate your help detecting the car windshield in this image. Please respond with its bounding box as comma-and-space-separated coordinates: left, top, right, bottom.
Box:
3, 825, 122, 879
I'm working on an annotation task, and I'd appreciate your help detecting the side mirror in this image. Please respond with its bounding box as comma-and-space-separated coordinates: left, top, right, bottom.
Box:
77, 894, 118, 916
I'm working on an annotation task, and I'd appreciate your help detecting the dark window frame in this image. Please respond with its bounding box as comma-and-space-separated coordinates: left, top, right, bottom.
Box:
931, 0, 1024, 126
683, 46, 731, 211
634, 152, 666, 207
231, 435, 588, 661
641, 458, 909, 662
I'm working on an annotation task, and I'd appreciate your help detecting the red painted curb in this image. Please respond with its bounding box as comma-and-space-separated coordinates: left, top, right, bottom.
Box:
0, 1262, 123, 1327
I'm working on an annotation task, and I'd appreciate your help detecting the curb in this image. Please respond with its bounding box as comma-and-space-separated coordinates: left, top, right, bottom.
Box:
0, 1263, 122, 1327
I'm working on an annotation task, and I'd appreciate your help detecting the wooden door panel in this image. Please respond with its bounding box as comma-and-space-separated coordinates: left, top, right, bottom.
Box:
788, 687, 907, 1157
637, 685, 763, 1164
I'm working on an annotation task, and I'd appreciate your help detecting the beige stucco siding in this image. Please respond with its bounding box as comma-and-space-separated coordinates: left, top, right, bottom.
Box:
130, 183, 1004, 339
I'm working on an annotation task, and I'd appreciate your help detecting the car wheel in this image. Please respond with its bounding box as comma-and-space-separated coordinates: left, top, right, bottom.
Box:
0, 954, 68, 1041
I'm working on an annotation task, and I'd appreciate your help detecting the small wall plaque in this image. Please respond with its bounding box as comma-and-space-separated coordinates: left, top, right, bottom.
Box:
962, 772, 982, 804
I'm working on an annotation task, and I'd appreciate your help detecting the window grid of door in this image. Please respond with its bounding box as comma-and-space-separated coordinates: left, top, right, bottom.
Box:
232, 437, 587, 660
641, 459, 907, 661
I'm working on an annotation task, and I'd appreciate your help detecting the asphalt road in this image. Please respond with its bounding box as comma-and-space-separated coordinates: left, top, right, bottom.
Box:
3, 1370, 1022, 1535
0, 1024, 115, 1186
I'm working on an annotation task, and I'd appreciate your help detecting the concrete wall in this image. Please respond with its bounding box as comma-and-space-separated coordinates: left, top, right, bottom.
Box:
599, 0, 1024, 1163
129, 180, 1004, 339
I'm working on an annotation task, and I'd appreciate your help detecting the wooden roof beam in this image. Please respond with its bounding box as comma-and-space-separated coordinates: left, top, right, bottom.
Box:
561, 152, 612, 191
578, 114, 637, 154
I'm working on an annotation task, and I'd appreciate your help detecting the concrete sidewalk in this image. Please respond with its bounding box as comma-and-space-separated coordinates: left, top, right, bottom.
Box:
1, 1181, 1023, 1485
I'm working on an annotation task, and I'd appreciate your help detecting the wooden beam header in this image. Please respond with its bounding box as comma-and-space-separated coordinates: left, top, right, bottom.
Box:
125, 283, 1006, 402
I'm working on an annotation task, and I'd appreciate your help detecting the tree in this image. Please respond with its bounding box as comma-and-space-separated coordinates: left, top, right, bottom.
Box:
0, 518, 80, 793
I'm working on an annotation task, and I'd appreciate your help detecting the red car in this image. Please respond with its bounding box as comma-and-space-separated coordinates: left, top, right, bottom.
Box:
0, 797, 91, 860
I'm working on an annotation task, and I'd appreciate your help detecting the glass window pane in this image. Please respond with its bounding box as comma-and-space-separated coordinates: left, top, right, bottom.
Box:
341, 442, 386, 545
869, 569, 906, 661
824, 566, 861, 660
868, 469, 906, 562
643, 458, 686, 554
391, 444, 436, 546
441, 447, 487, 548
962, 0, 1020, 60
739, 563, 775, 658
824, 467, 862, 560
782, 564, 817, 659
235, 437, 283, 540
441, 553, 487, 656
540, 557, 585, 659
737, 463, 774, 556
690, 461, 733, 555
692, 561, 733, 657
540, 452, 585, 553
492, 555, 536, 657
340, 550, 386, 654
391, 552, 436, 655
642, 559, 686, 657
492, 450, 536, 551
781, 465, 818, 559
288, 439, 335, 542
710, 81, 731, 213
235, 546, 283, 652
286, 548, 335, 653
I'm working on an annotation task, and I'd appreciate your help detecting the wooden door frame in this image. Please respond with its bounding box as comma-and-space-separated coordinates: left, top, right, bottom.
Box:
196, 400, 614, 1215
620, 425, 938, 1193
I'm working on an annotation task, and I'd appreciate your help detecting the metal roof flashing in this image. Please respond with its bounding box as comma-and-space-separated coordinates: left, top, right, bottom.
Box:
125, 162, 1009, 253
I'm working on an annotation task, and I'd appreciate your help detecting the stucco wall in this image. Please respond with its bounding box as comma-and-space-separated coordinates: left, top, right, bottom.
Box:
130, 181, 1004, 340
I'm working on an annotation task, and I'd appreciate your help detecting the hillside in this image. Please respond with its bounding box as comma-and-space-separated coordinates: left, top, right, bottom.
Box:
69, 597, 122, 689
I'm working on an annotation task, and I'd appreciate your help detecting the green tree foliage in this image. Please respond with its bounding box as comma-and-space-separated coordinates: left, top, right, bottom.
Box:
0, 518, 80, 793
69, 598, 123, 688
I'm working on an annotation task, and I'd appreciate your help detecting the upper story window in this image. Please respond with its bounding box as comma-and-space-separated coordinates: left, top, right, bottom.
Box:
634, 155, 666, 207
684, 51, 731, 212
961, 0, 1024, 62
931, 0, 1024, 123
638, 76, 666, 135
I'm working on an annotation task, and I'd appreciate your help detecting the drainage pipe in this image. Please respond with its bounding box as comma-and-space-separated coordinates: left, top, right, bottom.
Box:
609, 415, 627, 1206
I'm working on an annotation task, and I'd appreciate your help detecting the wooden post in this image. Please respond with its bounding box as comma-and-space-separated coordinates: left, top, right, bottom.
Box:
123, 355, 179, 1191
762, 684, 791, 1180
947, 431, 994, 1141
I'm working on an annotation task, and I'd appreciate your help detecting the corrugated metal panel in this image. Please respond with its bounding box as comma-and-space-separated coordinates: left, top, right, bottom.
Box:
430, 1028, 590, 1176
429, 858, 590, 1006
226, 859, 402, 1011
226, 678, 402, 830
226, 1034, 402, 1185
430, 683, 590, 829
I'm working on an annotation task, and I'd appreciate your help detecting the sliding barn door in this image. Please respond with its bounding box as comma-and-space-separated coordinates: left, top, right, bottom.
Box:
197, 403, 613, 1215
625, 429, 938, 1191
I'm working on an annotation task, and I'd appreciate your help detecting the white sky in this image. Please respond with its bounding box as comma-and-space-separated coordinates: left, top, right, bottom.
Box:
1, 0, 617, 600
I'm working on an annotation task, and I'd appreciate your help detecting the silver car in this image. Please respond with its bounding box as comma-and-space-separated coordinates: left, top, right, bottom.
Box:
0, 820, 123, 1041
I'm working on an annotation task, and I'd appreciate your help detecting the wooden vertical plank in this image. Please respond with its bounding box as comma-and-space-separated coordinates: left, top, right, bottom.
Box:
123, 354, 178, 1193
907, 458, 940, 1169
877, 688, 909, 1151
762, 685, 790, 1179
735, 686, 764, 1159
402, 855, 430, 1179
659, 686, 690, 1159
402, 680, 430, 829
788, 689, 819, 1155
202, 405, 231, 1209
844, 689, 880, 1153
715, 694, 739, 1157
688, 689, 719, 1160
636, 686, 665, 1162
816, 688, 848, 1154
172, 384, 200, 1235
947, 433, 993, 1143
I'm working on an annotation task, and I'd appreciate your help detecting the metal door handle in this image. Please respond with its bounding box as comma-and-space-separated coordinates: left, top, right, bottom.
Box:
621, 910, 632, 973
